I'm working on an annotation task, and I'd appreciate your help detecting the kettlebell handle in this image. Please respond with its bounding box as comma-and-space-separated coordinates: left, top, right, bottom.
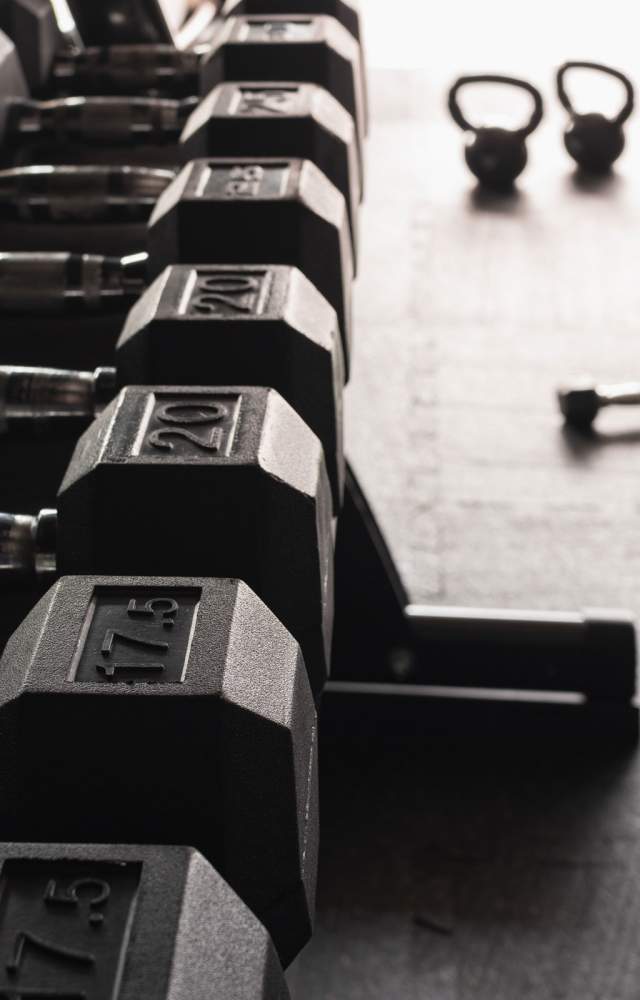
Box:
448, 74, 544, 138
557, 62, 635, 126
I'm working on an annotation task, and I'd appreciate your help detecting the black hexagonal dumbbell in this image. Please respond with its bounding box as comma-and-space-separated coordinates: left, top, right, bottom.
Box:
225, 0, 363, 46
198, 15, 365, 161
0, 843, 292, 997
0, 576, 317, 966
33, 16, 367, 161
0, 29, 361, 234
0, 157, 355, 370
58, 0, 176, 46
0, 385, 333, 698
0, 264, 345, 513
0, 0, 367, 138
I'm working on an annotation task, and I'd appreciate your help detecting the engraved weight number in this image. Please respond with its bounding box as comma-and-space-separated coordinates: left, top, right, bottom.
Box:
6, 932, 95, 976
147, 402, 229, 454
95, 594, 186, 679
127, 598, 178, 628
190, 274, 262, 316
237, 88, 296, 115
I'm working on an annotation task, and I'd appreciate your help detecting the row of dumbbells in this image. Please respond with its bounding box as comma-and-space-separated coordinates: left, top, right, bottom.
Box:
0, 0, 366, 995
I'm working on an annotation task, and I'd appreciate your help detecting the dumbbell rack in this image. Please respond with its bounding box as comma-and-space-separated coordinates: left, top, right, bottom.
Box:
0, 1, 637, 996
0, 0, 370, 995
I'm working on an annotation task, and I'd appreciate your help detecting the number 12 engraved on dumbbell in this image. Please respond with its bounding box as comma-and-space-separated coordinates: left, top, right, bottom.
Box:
71, 587, 201, 684
135, 393, 242, 459
0, 860, 141, 1000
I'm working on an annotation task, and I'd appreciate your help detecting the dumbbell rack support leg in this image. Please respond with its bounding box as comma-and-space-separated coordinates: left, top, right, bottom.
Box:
328, 465, 639, 740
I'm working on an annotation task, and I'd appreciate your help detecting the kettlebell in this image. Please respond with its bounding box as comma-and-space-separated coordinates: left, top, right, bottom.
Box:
448, 74, 544, 191
557, 61, 634, 174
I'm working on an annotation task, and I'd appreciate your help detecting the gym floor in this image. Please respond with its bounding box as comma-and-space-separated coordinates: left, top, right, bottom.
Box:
297, 3, 640, 996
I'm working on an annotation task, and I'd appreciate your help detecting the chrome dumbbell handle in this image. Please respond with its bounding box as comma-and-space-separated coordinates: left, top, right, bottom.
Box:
0, 165, 176, 222
0, 251, 148, 310
0, 366, 116, 432
595, 382, 640, 406
6, 96, 196, 144
0, 509, 56, 579
52, 45, 201, 94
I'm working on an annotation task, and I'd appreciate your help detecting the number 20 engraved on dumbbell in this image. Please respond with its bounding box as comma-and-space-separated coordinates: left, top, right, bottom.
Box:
188, 270, 269, 317
147, 401, 228, 453
137, 393, 242, 459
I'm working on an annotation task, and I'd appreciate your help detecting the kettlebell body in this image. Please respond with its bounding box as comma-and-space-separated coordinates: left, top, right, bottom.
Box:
465, 127, 528, 190
557, 63, 634, 174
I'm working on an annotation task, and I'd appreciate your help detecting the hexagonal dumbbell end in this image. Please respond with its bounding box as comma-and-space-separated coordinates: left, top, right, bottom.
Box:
146, 157, 354, 358
226, 0, 363, 45
557, 378, 640, 429
0, 0, 60, 92
0, 575, 318, 966
179, 82, 361, 250
57, 385, 334, 697
0, 843, 291, 998
118, 264, 345, 509
199, 15, 366, 156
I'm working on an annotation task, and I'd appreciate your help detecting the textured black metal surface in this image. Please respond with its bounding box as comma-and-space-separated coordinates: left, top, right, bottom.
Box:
54, 385, 333, 696
64, 0, 173, 46
147, 156, 354, 361
200, 15, 366, 158
227, 0, 362, 44
119, 263, 345, 509
0, 843, 290, 998
180, 82, 361, 248
0, 0, 59, 91
0, 576, 317, 965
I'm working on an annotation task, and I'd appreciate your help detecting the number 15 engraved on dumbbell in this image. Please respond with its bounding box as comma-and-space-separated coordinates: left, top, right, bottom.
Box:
71, 586, 202, 685
135, 393, 242, 459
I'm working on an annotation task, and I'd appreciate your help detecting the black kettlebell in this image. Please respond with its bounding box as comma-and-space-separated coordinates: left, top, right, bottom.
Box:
557, 61, 634, 174
448, 75, 544, 191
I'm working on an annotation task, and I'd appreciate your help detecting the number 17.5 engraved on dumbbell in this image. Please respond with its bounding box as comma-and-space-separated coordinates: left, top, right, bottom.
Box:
0, 574, 318, 967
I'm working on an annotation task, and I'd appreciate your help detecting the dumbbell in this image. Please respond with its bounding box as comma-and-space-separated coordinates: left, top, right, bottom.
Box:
224, 0, 363, 46
2, 0, 215, 55
0, 843, 291, 997
59, 0, 177, 46
0, 575, 317, 966
22, 15, 367, 157
0, 0, 366, 127
0, 384, 333, 698
0, 31, 361, 238
558, 378, 640, 430
0, 263, 345, 512
0, 0, 63, 93
0, 157, 355, 366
